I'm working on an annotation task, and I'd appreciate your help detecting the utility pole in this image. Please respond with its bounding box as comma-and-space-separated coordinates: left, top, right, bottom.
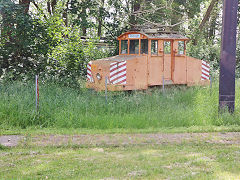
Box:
219, 0, 238, 113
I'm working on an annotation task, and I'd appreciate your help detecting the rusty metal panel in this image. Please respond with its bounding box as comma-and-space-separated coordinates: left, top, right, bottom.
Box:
219, 0, 238, 112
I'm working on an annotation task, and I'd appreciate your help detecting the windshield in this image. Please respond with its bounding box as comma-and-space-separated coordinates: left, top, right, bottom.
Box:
121, 40, 128, 54
129, 40, 139, 54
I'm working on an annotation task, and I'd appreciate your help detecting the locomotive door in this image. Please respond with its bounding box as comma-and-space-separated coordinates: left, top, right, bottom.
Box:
148, 40, 164, 86
163, 40, 174, 81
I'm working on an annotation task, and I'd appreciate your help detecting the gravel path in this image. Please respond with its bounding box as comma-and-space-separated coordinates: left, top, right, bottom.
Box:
0, 135, 24, 147
1, 132, 240, 147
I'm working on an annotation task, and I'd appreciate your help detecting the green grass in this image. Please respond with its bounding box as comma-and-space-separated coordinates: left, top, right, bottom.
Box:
0, 143, 239, 179
1, 80, 240, 130
2, 126, 240, 136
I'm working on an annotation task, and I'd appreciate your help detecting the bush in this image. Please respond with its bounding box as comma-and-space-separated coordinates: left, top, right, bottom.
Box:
0, 1, 110, 87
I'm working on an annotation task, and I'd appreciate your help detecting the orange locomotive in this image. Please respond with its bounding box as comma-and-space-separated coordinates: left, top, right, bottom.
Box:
86, 30, 210, 91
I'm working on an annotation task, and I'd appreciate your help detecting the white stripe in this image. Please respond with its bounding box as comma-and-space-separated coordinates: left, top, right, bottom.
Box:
110, 64, 118, 71
109, 61, 127, 85
118, 61, 126, 66
113, 76, 127, 84
87, 62, 92, 69
87, 75, 91, 80
110, 71, 126, 81
110, 61, 126, 70
202, 63, 210, 69
110, 62, 118, 68
87, 69, 92, 74
110, 66, 126, 76
202, 69, 209, 75
202, 61, 209, 66
87, 61, 94, 83
201, 74, 209, 79
112, 76, 127, 84
202, 64, 210, 69
202, 62, 209, 67
111, 62, 118, 66
202, 65, 209, 72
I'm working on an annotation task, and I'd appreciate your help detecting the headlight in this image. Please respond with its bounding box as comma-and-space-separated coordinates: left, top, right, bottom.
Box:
96, 73, 102, 80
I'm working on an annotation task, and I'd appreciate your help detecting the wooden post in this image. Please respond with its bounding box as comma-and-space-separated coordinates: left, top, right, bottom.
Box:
219, 0, 238, 113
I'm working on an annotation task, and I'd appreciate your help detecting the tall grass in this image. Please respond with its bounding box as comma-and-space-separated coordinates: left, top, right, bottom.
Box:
1, 80, 240, 129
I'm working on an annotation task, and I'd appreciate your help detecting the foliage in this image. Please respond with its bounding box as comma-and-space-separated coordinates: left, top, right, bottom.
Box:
0, 0, 50, 79
1, 80, 240, 129
187, 34, 221, 76
0, 0, 110, 85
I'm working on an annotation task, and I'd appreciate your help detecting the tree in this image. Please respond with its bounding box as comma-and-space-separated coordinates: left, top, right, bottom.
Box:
199, 0, 220, 31
0, 0, 50, 77
69, 0, 96, 36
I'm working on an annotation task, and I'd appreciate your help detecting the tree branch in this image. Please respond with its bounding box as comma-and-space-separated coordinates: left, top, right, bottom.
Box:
31, 1, 48, 20
199, 0, 219, 31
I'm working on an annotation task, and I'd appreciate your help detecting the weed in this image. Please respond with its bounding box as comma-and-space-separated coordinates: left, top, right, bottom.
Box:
0, 80, 240, 129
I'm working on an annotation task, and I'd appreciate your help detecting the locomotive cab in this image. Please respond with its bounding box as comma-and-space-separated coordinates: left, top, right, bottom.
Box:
86, 30, 210, 91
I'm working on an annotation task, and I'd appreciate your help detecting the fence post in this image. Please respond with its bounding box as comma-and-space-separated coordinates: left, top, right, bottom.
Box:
105, 76, 108, 104
162, 75, 165, 92
210, 76, 213, 95
35, 75, 39, 112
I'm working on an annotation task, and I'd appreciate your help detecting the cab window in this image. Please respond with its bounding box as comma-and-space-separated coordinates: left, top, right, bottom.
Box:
130, 40, 139, 54
178, 41, 185, 55
121, 40, 128, 54
141, 39, 148, 54
151, 40, 158, 55
164, 41, 171, 54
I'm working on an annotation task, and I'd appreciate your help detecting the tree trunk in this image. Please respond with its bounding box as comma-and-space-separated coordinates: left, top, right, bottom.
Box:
63, 1, 69, 27
130, 0, 141, 30
0, 7, 10, 69
97, 0, 104, 37
209, 11, 217, 40
47, 1, 52, 15
82, 27, 87, 36
199, 0, 219, 31
51, 0, 57, 13
82, 5, 87, 36
19, 0, 30, 14
32, 1, 48, 20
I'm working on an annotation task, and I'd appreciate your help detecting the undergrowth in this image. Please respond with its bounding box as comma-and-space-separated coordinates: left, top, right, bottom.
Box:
0, 80, 240, 129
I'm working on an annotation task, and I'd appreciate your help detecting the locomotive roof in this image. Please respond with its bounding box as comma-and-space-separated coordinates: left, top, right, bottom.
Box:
117, 31, 188, 40
94, 55, 141, 62
143, 32, 188, 40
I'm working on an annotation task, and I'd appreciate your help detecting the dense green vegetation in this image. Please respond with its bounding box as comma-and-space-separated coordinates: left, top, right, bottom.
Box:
0, 0, 240, 131
1, 80, 240, 130
1, 2, 240, 179
1, 0, 240, 83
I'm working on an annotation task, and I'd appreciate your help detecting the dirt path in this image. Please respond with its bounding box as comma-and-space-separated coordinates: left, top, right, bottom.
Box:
0, 135, 24, 147
1, 132, 240, 147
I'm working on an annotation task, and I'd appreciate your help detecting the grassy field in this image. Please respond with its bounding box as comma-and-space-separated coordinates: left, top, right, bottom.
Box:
1, 142, 239, 179
1, 80, 240, 131
1, 80, 240, 180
